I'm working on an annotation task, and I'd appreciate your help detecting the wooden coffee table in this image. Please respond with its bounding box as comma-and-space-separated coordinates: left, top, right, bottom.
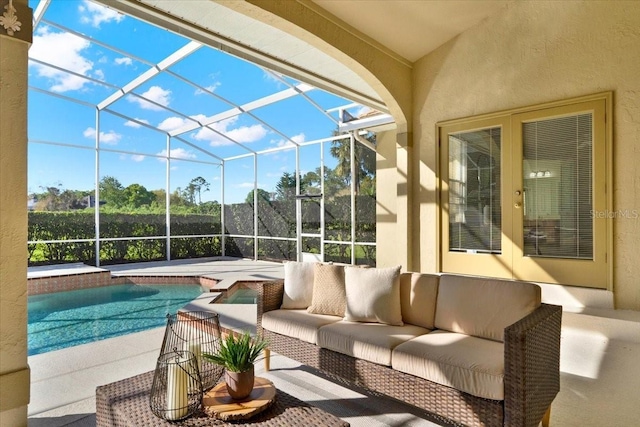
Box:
96, 370, 349, 426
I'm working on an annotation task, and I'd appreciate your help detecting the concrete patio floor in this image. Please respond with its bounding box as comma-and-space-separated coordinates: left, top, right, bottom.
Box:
26, 259, 640, 426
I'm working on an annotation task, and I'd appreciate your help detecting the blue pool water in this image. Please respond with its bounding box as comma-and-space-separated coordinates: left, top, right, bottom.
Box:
221, 288, 258, 304
28, 284, 203, 356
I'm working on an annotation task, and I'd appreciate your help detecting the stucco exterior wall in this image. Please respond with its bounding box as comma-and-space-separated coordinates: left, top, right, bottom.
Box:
414, 1, 640, 309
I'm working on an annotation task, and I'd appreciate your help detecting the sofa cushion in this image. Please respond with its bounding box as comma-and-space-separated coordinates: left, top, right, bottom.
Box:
307, 263, 347, 317
317, 321, 430, 366
344, 265, 403, 326
399, 272, 439, 329
262, 309, 342, 344
392, 330, 505, 400
434, 274, 541, 342
281, 261, 315, 309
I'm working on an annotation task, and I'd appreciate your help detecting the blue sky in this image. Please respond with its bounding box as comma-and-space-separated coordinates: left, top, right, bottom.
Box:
27, 0, 369, 203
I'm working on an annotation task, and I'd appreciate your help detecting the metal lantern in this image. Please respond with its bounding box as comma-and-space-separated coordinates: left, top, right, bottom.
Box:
150, 350, 202, 421
159, 311, 223, 391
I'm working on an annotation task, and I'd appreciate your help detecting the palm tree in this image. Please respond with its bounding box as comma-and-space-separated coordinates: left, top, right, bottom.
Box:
329, 133, 376, 195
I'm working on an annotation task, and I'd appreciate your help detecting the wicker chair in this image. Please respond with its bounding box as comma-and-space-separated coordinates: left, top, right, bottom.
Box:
255, 280, 561, 427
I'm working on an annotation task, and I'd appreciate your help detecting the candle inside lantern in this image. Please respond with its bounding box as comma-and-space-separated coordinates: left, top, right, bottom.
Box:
165, 358, 188, 420
183, 341, 202, 392
186, 341, 202, 370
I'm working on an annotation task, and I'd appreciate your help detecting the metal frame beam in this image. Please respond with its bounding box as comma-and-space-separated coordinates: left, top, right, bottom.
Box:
98, 41, 202, 110
95, 0, 388, 113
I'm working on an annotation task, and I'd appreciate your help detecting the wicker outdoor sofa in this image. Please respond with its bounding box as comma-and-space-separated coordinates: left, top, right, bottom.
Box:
255, 264, 562, 427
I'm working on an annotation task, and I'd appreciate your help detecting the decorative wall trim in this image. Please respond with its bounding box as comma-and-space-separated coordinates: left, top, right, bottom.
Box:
0, 0, 32, 43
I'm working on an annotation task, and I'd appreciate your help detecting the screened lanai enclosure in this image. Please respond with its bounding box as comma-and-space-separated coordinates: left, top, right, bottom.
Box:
27, 0, 393, 267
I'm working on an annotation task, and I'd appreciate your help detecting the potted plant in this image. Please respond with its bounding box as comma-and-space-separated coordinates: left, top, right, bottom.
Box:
202, 331, 269, 400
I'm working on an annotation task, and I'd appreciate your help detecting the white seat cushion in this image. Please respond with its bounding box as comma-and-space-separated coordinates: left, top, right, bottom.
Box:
317, 321, 430, 366
392, 330, 505, 400
262, 309, 342, 344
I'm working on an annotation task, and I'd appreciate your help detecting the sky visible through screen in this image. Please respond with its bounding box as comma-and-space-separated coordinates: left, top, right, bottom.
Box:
27, 0, 370, 204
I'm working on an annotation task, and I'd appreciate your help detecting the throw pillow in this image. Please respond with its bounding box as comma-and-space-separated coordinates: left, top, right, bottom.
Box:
344, 265, 403, 326
307, 263, 347, 316
281, 261, 316, 309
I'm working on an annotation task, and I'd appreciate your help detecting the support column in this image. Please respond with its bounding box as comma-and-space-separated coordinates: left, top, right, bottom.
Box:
0, 1, 32, 425
376, 130, 413, 271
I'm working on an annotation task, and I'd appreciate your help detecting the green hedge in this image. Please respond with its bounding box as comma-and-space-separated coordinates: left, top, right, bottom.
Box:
28, 196, 375, 266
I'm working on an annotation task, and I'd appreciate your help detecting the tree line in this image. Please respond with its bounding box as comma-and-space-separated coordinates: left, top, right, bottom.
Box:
29, 137, 376, 213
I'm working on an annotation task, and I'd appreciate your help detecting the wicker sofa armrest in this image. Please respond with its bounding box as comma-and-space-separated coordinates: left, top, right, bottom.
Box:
255, 280, 284, 331
503, 303, 562, 427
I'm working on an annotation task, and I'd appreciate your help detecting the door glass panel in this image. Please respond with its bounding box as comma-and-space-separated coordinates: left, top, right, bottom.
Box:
522, 113, 593, 259
448, 128, 502, 254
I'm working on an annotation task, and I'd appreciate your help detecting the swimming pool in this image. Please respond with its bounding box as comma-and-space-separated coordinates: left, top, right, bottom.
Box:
218, 288, 258, 304
28, 284, 204, 356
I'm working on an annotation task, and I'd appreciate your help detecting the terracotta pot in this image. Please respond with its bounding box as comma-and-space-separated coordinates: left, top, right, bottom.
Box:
224, 364, 255, 400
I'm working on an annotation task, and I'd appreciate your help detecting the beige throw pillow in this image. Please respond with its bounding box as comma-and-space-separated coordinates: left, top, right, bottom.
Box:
281, 261, 315, 309
344, 265, 403, 326
307, 263, 346, 316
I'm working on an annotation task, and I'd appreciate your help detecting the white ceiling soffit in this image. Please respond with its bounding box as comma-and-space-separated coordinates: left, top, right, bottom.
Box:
312, 0, 512, 62
102, 0, 389, 114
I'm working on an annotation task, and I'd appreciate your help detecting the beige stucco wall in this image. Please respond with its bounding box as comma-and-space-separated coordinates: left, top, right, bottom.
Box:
414, 0, 640, 310
0, 0, 31, 423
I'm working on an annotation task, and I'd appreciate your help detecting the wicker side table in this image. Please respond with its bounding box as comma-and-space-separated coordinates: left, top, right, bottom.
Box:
96, 370, 349, 427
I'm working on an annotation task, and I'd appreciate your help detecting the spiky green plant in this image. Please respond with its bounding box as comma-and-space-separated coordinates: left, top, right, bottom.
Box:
202, 331, 269, 373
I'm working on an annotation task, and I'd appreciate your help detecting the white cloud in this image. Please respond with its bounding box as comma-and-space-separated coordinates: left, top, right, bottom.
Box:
94, 69, 105, 81
29, 27, 93, 92
271, 133, 305, 150
192, 116, 268, 147
128, 86, 171, 111
83, 127, 121, 145
157, 117, 189, 132
124, 118, 150, 128
157, 148, 196, 161
195, 82, 221, 95
115, 57, 132, 66
157, 114, 207, 133
131, 154, 145, 162
79, 0, 124, 28
225, 124, 268, 143
263, 71, 285, 86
